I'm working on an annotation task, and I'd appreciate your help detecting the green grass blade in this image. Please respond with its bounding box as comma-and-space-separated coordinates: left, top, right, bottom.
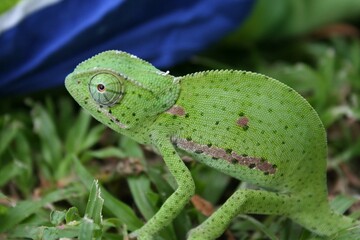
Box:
9, 225, 79, 240
65, 110, 91, 154
0, 118, 19, 158
0, 161, 21, 187
85, 180, 104, 226
330, 195, 358, 214
73, 156, 143, 230
127, 175, 158, 220
238, 215, 279, 240
0, 186, 82, 233
79, 217, 94, 240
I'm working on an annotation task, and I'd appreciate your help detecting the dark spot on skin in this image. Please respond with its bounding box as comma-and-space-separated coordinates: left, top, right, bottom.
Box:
166, 105, 186, 116
237, 117, 249, 129
249, 164, 256, 169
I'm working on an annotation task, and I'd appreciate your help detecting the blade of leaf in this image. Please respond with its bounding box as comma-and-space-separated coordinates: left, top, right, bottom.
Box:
0, 186, 83, 232
85, 180, 104, 226
79, 217, 94, 240
73, 156, 143, 230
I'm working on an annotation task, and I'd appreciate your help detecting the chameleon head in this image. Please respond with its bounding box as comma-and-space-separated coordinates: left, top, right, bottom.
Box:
65, 50, 180, 136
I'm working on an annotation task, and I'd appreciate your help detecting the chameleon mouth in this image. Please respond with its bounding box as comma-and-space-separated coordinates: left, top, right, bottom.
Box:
98, 106, 129, 129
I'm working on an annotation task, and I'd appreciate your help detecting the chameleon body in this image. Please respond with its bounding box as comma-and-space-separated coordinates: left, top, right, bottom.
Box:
65, 50, 359, 239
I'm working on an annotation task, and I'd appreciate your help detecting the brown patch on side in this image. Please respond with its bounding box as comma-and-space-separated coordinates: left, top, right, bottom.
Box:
172, 137, 276, 174
166, 105, 186, 116
237, 117, 249, 129
191, 195, 214, 216
191, 195, 236, 239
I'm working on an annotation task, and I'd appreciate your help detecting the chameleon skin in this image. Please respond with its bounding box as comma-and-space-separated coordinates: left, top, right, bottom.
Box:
65, 50, 359, 240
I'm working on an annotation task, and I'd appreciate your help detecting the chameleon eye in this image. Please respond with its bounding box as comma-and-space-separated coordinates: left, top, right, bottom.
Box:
89, 72, 125, 106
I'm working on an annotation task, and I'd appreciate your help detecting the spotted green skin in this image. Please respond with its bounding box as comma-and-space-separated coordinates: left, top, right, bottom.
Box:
65, 51, 359, 240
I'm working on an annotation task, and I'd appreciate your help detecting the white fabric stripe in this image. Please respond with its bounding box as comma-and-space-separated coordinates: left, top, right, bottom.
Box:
0, 0, 63, 34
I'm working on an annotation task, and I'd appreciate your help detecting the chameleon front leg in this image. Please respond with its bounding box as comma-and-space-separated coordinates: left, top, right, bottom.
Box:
130, 135, 195, 240
187, 189, 294, 240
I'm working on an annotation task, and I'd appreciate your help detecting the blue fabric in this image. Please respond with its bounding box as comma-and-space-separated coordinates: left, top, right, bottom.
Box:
0, 0, 254, 96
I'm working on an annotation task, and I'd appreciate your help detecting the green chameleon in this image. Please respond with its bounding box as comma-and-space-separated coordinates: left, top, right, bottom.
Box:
65, 50, 359, 240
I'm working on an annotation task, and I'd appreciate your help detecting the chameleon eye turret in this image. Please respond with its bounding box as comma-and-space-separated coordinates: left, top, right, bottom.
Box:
89, 71, 125, 106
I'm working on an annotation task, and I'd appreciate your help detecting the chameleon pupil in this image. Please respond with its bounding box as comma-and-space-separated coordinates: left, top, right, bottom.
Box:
97, 84, 105, 92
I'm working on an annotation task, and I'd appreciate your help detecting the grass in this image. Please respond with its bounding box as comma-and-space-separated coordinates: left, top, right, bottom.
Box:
1, 31, 360, 240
